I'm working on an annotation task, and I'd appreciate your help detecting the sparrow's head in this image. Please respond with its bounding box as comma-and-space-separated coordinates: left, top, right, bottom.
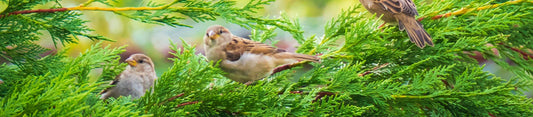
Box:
125, 54, 155, 72
204, 25, 232, 46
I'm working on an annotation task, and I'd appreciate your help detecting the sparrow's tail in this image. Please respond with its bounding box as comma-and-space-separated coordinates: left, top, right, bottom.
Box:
397, 15, 434, 48
291, 53, 321, 62
274, 52, 320, 63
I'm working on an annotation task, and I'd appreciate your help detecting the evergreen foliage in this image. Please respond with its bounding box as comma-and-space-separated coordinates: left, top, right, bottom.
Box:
1, 0, 532, 116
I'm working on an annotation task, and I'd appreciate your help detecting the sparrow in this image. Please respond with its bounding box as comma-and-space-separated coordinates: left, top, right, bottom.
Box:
359, 0, 434, 48
203, 25, 320, 83
100, 54, 157, 99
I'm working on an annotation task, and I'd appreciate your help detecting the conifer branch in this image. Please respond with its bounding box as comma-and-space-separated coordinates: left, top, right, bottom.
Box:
157, 93, 185, 105
500, 43, 533, 60
175, 101, 199, 108
391, 88, 516, 99
0, 8, 69, 18
279, 90, 337, 103
312, 92, 336, 102
0, 0, 184, 18
358, 63, 390, 77
2, 0, 532, 116
431, 0, 530, 20
489, 113, 496, 117
271, 61, 311, 75
441, 80, 454, 89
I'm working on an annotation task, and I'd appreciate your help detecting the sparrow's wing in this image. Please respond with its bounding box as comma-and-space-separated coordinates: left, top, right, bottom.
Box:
375, 0, 418, 16
224, 36, 285, 61
99, 73, 122, 94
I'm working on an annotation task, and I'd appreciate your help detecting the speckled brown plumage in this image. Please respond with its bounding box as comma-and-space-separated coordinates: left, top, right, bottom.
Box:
359, 0, 434, 48
203, 25, 319, 83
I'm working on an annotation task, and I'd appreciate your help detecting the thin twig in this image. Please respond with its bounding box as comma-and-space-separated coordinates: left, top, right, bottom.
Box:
158, 93, 185, 105
499, 42, 533, 60
440, 80, 454, 89
431, 0, 528, 20
489, 112, 496, 117
175, 101, 199, 108
312, 92, 336, 103
271, 61, 310, 75
358, 63, 390, 77
0, 8, 68, 18
0, 0, 182, 18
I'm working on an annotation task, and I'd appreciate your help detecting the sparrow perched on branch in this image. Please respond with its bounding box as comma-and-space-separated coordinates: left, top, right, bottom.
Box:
100, 54, 157, 99
359, 0, 434, 48
203, 25, 320, 83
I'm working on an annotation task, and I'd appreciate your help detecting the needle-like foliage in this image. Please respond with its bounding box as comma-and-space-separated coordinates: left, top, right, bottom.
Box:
1, 0, 532, 116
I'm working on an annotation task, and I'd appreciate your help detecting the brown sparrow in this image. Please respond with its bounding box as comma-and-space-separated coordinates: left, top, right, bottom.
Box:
100, 54, 157, 99
203, 25, 320, 83
359, 0, 434, 48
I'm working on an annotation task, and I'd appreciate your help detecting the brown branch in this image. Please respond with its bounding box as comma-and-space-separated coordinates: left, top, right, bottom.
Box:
508, 47, 533, 60
158, 93, 185, 105
467, 43, 532, 63
358, 63, 390, 77
312, 92, 336, 103
0, 8, 69, 18
279, 90, 336, 103
0, 0, 181, 18
440, 80, 454, 89
499, 43, 533, 60
175, 101, 199, 108
510, 48, 532, 60
290, 91, 303, 94
489, 112, 496, 117
278, 90, 305, 95
271, 61, 310, 75
166, 93, 185, 101
278, 90, 337, 103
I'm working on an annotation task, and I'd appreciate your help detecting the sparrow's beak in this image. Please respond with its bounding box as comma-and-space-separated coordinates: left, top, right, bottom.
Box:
125, 58, 137, 67
207, 30, 219, 40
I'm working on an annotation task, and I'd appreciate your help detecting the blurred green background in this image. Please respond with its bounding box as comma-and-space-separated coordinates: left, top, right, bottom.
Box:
34, 0, 520, 96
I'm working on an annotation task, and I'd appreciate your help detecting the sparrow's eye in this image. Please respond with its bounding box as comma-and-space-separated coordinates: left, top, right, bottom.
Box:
219, 30, 224, 34
138, 60, 144, 63
206, 33, 209, 36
